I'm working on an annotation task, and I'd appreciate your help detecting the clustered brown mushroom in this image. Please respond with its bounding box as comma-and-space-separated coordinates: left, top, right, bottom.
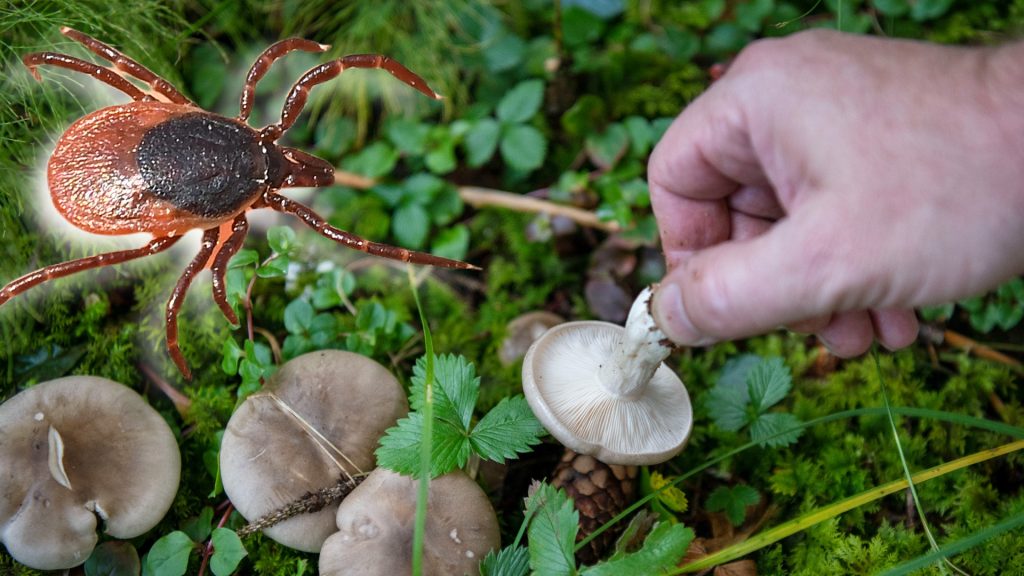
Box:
0, 376, 180, 570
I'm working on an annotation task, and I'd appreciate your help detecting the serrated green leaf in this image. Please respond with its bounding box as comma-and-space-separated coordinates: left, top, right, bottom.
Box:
375, 413, 470, 478
749, 412, 803, 448
705, 382, 750, 432
562, 6, 605, 47
392, 203, 430, 250
465, 118, 501, 167
581, 522, 694, 576
496, 79, 545, 123
747, 357, 791, 412
410, 354, 479, 429
209, 528, 247, 576
706, 485, 760, 526
483, 31, 526, 73
480, 545, 530, 576
526, 483, 578, 576
470, 396, 544, 464
500, 124, 547, 172
145, 531, 194, 576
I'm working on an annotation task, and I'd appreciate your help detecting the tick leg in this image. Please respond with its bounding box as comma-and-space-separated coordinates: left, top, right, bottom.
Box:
166, 228, 220, 380
239, 38, 329, 122
261, 54, 442, 141
59, 27, 192, 105
22, 52, 150, 101
210, 215, 249, 325
263, 192, 479, 270
0, 235, 182, 306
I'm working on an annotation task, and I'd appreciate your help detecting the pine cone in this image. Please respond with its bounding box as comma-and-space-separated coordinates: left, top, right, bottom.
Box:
550, 448, 638, 565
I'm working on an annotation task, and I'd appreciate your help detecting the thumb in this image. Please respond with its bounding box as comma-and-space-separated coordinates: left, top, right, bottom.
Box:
653, 212, 848, 345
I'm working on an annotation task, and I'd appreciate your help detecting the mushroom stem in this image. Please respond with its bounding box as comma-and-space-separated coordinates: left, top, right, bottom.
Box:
597, 287, 672, 400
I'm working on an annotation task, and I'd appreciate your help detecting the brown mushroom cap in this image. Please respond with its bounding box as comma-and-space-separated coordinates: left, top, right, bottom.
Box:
0, 376, 181, 570
220, 350, 408, 552
499, 311, 564, 365
319, 468, 500, 576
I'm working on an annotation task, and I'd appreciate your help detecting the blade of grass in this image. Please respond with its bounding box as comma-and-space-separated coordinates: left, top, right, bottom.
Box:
674, 438, 1024, 573
575, 406, 1024, 553
877, 511, 1024, 576
873, 349, 966, 576
408, 265, 434, 576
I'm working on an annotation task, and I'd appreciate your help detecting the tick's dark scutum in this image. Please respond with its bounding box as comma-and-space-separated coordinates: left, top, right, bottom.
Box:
137, 112, 270, 218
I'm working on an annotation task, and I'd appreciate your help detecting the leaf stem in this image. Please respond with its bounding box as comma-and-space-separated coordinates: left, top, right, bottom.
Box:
409, 264, 435, 576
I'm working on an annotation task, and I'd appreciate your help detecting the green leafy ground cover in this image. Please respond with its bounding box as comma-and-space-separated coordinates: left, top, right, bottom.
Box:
2, 1, 1023, 574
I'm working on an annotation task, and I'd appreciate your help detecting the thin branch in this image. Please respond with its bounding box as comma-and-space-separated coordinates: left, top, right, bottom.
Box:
332, 172, 620, 233
236, 476, 364, 538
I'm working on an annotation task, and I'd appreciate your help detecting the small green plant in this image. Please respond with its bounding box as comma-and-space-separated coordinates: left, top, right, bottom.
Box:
705, 484, 761, 526
481, 481, 696, 576
143, 507, 246, 576
375, 353, 544, 478
463, 79, 549, 174
705, 355, 804, 447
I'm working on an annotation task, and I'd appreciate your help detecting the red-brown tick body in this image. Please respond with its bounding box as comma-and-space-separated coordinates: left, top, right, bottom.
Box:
2, 27, 477, 379
51, 102, 294, 235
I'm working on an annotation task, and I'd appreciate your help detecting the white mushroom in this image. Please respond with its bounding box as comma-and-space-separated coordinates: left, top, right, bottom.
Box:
0, 376, 181, 570
220, 350, 408, 552
522, 287, 693, 465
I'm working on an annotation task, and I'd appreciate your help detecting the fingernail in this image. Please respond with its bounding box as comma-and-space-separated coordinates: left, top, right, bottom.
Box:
653, 283, 715, 347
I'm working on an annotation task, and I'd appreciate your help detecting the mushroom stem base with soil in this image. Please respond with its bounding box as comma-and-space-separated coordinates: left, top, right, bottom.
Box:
523, 287, 693, 466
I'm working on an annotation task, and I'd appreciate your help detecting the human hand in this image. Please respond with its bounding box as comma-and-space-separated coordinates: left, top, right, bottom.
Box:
649, 30, 1024, 356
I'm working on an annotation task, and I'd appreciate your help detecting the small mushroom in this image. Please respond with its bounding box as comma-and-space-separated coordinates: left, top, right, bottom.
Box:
499, 311, 565, 365
0, 376, 181, 570
319, 468, 500, 576
522, 287, 693, 465
220, 350, 408, 552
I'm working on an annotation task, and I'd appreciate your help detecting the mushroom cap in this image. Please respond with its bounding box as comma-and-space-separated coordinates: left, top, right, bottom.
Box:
319, 468, 500, 576
220, 350, 408, 552
0, 376, 181, 570
499, 311, 564, 365
522, 321, 693, 465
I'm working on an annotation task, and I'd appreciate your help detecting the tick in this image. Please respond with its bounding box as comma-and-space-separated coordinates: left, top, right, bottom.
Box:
1, 27, 477, 379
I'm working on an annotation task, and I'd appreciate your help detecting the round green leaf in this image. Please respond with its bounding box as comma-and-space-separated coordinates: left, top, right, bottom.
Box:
145, 531, 194, 576
431, 225, 470, 262
209, 528, 247, 576
496, 79, 545, 124
283, 299, 314, 334
465, 118, 501, 167
85, 541, 140, 576
499, 124, 547, 173
392, 203, 431, 250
